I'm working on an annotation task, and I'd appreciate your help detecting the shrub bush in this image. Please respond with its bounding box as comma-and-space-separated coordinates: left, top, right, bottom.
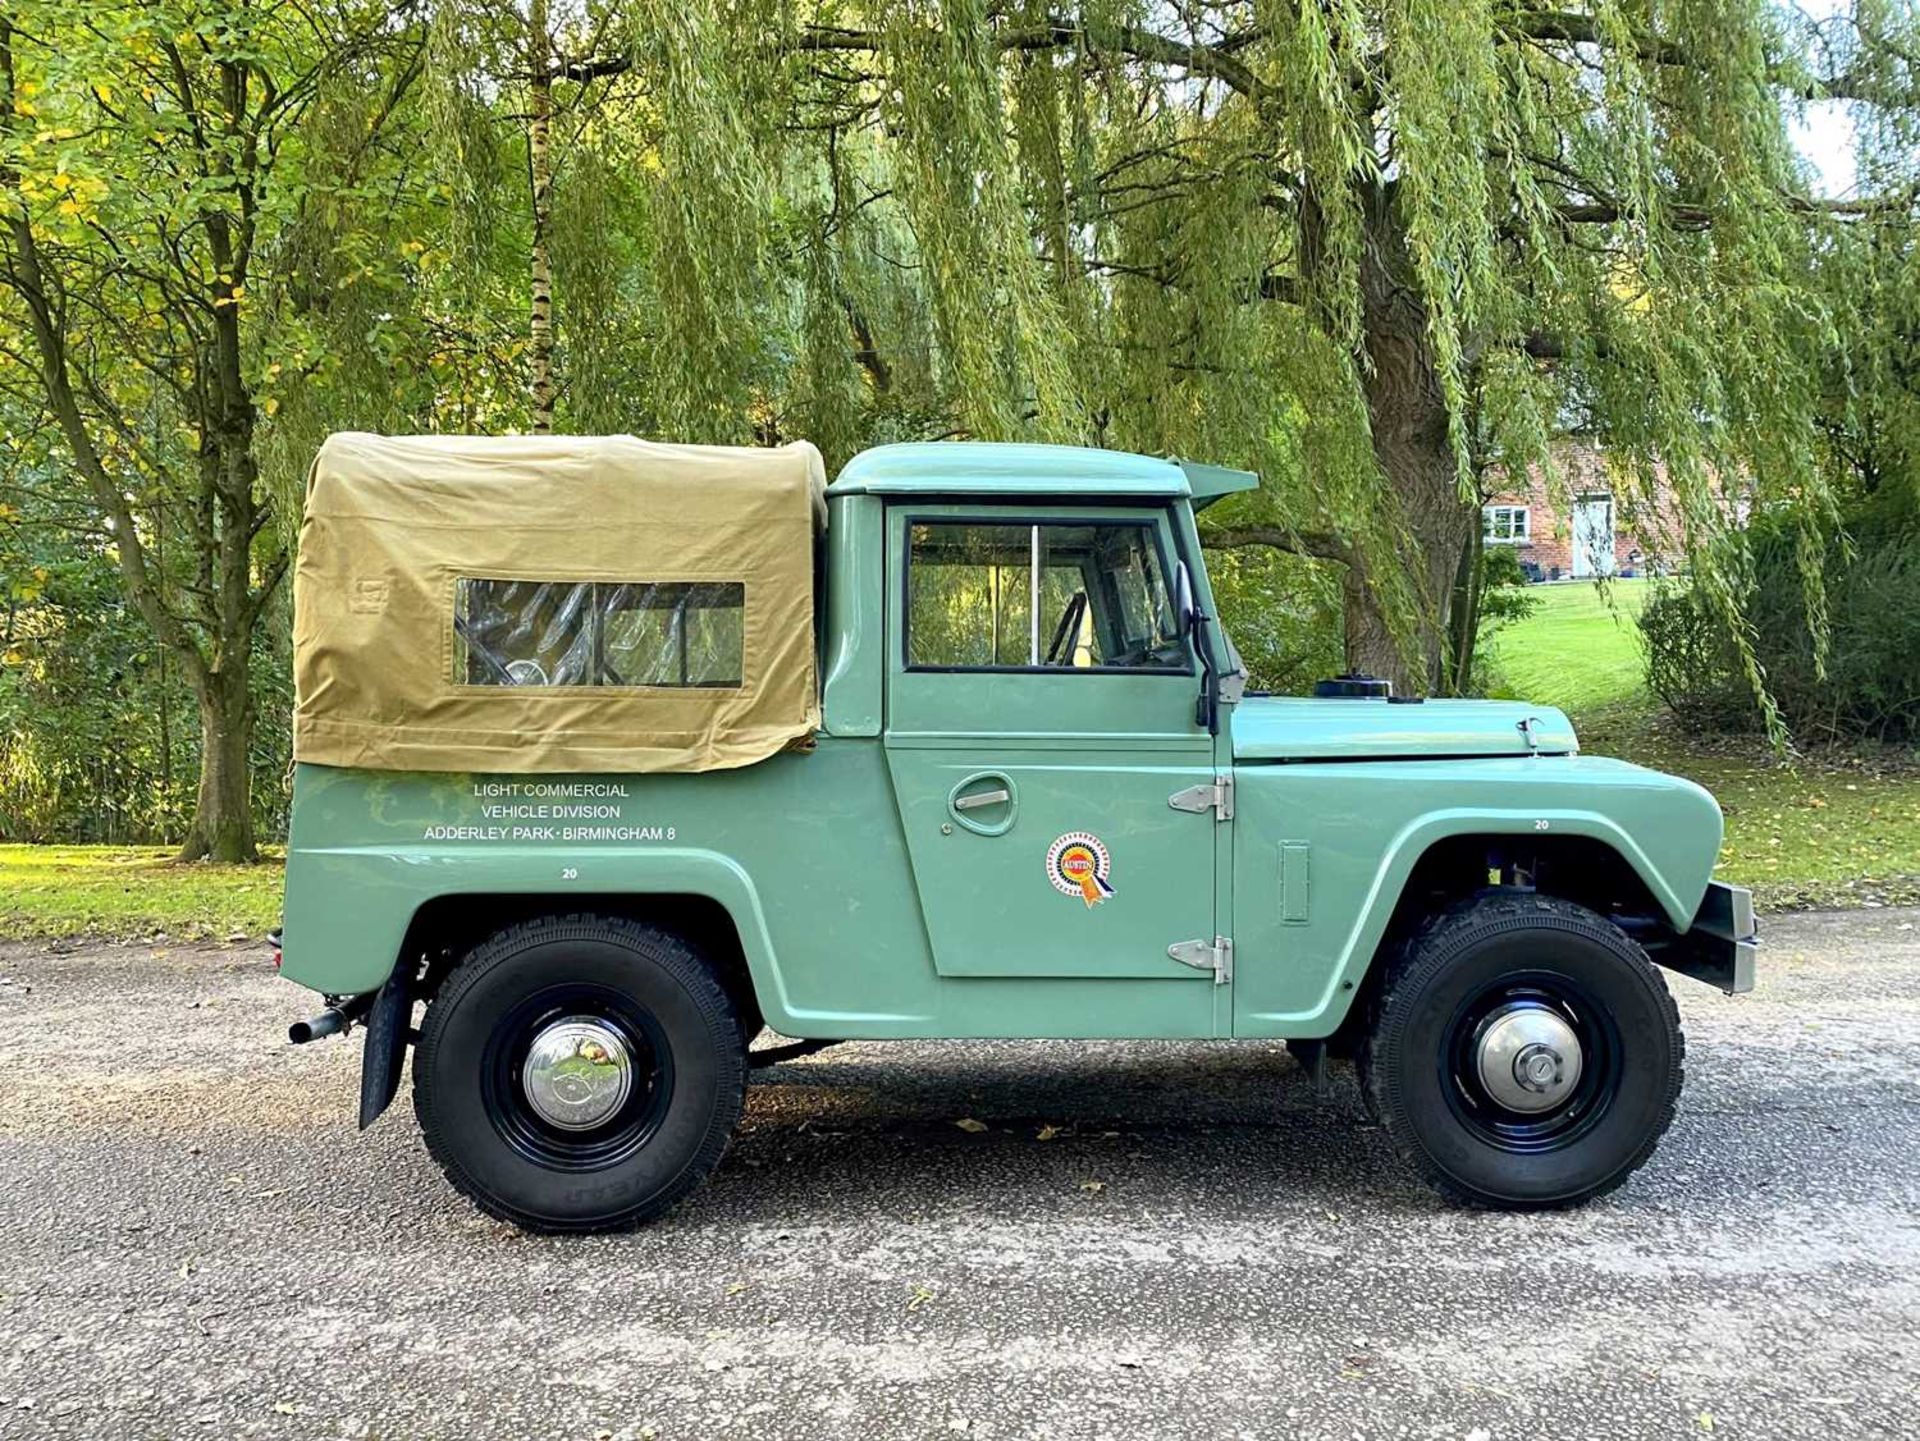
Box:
1639, 509, 1920, 742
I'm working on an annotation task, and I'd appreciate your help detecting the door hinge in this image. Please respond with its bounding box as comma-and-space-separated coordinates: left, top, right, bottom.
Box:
1168, 935, 1233, 985
1168, 775, 1234, 821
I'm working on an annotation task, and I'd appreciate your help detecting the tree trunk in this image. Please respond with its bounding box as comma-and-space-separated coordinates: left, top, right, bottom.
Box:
528, 0, 555, 433
178, 668, 255, 863
1444, 514, 1486, 695
1342, 183, 1479, 695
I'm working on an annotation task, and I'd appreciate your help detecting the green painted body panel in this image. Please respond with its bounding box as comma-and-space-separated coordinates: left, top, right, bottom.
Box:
1178, 460, 1260, 507
829, 442, 1190, 499
281, 751, 1220, 1039
1228, 755, 1723, 1037
819, 492, 885, 736
877, 500, 1218, 985
279, 440, 1728, 1044
1229, 696, 1579, 760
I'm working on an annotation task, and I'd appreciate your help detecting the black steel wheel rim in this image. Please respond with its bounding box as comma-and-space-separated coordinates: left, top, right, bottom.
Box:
480, 983, 675, 1171
1439, 969, 1621, 1154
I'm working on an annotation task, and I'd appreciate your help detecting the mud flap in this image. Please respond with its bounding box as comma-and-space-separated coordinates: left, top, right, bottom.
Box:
358, 966, 414, 1131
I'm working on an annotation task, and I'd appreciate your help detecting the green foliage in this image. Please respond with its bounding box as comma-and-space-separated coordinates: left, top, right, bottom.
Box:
0, 0, 431, 857
1477, 546, 1541, 636
1639, 584, 1741, 723
1206, 547, 1344, 696
1, 536, 192, 842
0, 521, 292, 844
1640, 506, 1920, 742
3, 0, 1918, 847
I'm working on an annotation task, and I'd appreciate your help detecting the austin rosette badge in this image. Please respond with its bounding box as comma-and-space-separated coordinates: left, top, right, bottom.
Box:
1047, 831, 1116, 908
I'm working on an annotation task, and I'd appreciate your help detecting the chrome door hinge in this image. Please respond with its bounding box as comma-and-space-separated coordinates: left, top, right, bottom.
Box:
1168, 935, 1233, 985
1168, 775, 1234, 821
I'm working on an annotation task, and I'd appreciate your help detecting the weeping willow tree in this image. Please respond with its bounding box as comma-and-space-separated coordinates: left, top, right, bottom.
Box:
545, 0, 1914, 701
7, 2, 1912, 847
1810, 3, 1920, 511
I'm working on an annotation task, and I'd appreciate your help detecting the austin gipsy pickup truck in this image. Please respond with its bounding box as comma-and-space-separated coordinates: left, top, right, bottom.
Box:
278, 433, 1755, 1232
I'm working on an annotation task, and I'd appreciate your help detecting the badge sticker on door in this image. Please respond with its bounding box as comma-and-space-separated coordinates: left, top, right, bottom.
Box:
1047, 832, 1115, 908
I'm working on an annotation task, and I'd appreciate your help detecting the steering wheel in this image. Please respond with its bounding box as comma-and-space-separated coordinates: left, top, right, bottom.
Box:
1044, 591, 1089, 666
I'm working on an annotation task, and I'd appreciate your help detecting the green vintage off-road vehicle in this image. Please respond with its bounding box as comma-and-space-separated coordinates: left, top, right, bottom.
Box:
279, 433, 1755, 1232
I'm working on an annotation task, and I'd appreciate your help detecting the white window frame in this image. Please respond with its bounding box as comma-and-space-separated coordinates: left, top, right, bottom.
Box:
1483, 504, 1531, 544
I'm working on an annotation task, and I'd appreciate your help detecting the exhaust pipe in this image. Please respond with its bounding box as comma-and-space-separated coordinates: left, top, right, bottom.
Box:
289, 991, 374, 1045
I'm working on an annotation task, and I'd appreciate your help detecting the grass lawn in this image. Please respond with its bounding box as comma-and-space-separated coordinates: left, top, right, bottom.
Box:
0, 845, 283, 941
1485, 580, 1920, 911
1482, 578, 1652, 715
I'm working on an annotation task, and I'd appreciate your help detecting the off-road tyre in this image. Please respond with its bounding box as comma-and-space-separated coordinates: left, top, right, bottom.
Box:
1357, 891, 1683, 1210
413, 913, 746, 1233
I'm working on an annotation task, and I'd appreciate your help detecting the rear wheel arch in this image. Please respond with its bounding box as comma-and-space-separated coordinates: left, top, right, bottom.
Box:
396, 891, 763, 1037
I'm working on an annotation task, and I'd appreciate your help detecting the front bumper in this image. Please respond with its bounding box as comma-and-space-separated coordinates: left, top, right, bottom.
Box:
1657, 881, 1758, 995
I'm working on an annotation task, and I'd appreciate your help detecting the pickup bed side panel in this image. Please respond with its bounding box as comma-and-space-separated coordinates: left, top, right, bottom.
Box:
1230, 755, 1724, 1038
280, 743, 1214, 1039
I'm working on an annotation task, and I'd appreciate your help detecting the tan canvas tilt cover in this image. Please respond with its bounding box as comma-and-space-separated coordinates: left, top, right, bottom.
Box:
294, 433, 827, 774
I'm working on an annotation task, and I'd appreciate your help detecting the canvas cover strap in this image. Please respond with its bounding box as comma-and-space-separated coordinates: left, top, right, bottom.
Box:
292, 432, 826, 774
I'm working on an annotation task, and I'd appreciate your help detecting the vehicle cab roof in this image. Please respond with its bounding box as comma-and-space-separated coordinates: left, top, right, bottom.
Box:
827, 442, 1257, 506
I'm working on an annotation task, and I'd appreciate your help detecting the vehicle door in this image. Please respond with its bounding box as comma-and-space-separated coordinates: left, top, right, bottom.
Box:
882, 504, 1223, 992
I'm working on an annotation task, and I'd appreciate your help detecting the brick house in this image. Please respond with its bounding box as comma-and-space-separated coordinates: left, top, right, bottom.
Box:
1483, 441, 1680, 581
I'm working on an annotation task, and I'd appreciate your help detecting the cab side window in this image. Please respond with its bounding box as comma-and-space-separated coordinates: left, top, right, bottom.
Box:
906, 520, 1185, 671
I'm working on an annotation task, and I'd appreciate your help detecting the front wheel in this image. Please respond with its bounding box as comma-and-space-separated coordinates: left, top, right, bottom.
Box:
1358, 892, 1684, 1209
413, 914, 746, 1233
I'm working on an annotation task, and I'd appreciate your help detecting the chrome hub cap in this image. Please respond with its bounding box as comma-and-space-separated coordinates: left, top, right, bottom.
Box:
1475, 1004, 1584, 1113
522, 1016, 634, 1130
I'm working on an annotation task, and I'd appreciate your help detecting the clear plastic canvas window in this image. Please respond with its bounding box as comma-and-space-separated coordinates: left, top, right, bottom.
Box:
453, 579, 745, 689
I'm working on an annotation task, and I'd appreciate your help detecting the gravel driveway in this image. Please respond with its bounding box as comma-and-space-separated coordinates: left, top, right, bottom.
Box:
1, 908, 1916, 1440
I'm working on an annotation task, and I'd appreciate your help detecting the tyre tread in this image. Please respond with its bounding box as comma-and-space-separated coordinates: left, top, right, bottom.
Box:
413, 911, 745, 1233
1357, 890, 1684, 1210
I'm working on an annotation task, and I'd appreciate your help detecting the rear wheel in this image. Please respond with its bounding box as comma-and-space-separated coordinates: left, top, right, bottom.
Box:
414, 914, 745, 1232
1358, 892, 1683, 1209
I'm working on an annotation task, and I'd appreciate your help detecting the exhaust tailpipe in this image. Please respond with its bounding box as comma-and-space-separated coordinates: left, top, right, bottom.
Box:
289, 992, 374, 1045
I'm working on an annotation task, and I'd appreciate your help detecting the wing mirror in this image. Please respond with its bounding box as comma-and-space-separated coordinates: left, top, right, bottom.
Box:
1173, 560, 1197, 639
1173, 559, 1221, 736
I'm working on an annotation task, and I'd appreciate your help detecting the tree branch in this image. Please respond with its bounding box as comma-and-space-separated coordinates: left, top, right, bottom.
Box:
1202, 525, 1354, 568
560, 17, 1274, 105
1508, 10, 1909, 106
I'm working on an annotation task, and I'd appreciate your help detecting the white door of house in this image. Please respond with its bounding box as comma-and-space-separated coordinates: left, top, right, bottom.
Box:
1571, 494, 1616, 578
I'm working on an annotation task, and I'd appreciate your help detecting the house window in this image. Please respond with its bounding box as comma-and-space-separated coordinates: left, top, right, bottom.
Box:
1483, 505, 1531, 544
453, 578, 745, 688
905, 520, 1186, 672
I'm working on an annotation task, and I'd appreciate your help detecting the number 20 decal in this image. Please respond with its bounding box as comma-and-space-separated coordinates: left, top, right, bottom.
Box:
1535, 819, 1552, 830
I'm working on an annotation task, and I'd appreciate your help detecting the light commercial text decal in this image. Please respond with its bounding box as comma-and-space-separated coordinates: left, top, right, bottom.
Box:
420, 781, 677, 843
